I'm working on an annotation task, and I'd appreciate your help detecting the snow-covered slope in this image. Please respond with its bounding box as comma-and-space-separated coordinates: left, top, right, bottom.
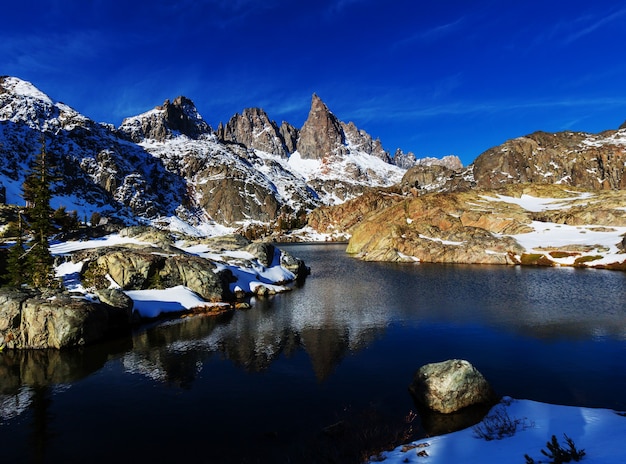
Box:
374, 397, 626, 464
0, 77, 424, 233
288, 148, 405, 204
0, 77, 187, 223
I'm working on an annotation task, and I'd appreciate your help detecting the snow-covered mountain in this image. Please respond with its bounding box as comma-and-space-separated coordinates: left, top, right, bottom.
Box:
0, 76, 423, 233
0, 76, 186, 223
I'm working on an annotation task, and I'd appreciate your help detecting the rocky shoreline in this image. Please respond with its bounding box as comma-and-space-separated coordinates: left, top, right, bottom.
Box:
0, 228, 309, 350
310, 184, 626, 269
4, 183, 626, 350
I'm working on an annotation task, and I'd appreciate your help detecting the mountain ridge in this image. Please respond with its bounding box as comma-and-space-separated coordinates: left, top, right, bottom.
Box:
5, 76, 623, 242
0, 76, 447, 235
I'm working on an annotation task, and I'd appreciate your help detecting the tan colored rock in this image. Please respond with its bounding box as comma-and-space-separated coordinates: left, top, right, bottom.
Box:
472, 129, 626, 190
94, 250, 161, 290
0, 289, 120, 350
409, 359, 497, 414
159, 255, 231, 302
345, 191, 527, 264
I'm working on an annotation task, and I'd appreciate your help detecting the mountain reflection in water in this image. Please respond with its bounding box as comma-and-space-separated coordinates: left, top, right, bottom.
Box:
1, 243, 625, 463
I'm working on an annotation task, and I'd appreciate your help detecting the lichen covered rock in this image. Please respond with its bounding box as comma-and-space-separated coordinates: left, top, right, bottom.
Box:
409, 359, 497, 414
0, 288, 130, 349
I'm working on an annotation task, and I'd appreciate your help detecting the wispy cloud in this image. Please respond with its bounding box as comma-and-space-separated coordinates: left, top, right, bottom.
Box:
558, 6, 626, 44
340, 93, 626, 124
393, 17, 466, 49
0, 30, 107, 78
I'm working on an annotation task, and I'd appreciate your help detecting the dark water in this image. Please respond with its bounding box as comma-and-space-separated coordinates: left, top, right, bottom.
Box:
1, 243, 626, 463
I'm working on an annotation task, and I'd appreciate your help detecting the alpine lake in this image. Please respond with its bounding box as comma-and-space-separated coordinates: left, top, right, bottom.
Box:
1, 243, 625, 463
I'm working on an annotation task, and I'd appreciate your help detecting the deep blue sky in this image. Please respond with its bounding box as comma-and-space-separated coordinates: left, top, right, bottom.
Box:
3, 0, 626, 165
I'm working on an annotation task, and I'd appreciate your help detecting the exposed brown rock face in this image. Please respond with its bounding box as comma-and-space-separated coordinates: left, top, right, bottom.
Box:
341, 121, 390, 162
311, 183, 626, 267
119, 96, 212, 142
345, 190, 527, 264
296, 94, 345, 160
473, 129, 626, 190
307, 187, 404, 235
218, 107, 290, 157
279, 121, 299, 153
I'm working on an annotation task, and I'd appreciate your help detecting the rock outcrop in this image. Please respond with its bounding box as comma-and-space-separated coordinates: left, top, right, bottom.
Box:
344, 189, 528, 264
341, 121, 390, 162
472, 129, 626, 190
409, 359, 497, 414
279, 121, 299, 154
401, 164, 461, 193
81, 246, 233, 302
307, 187, 404, 237
119, 96, 212, 142
311, 183, 626, 268
0, 288, 132, 349
393, 148, 417, 169
218, 107, 290, 157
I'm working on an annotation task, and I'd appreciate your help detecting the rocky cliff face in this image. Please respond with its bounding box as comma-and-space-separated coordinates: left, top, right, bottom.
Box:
279, 121, 299, 154
217, 107, 290, 157
119, 96, 211, 142
472, 129, 626, 190
296, 93, 345, 160
341, 121, 390, 162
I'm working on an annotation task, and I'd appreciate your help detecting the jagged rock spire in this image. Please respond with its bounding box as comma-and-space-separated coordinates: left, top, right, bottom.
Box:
119, 96, 211, 142
218, 107, 291, 157
296, 93, 345, 160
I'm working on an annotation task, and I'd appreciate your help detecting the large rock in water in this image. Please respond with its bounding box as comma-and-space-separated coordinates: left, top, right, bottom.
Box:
0, 288, 132, 349
409, 359, 497, 414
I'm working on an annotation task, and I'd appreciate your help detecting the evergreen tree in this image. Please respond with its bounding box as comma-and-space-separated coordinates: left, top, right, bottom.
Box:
22, 138, 56, 289
3, 210, 26, 286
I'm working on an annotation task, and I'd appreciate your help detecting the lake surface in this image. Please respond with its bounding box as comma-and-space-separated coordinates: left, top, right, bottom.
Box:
1, 243, 626, 463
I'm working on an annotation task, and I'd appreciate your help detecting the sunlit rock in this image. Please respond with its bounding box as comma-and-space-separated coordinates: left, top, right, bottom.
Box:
409, 359, 497, 414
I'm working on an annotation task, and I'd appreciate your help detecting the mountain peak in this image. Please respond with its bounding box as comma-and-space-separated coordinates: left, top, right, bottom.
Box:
0, 76, 53, 104
296, 94, 345, 159
119, 95, 211, 142
0, 76, 89, 131
218, 107, 291, 157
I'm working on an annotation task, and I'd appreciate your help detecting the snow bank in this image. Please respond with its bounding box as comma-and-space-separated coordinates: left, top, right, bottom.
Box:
374, 398, 626, 464
481, 193, 626, 267
124, 286, 228, 319
50, 234, 152, 254
481, 192, 593, 212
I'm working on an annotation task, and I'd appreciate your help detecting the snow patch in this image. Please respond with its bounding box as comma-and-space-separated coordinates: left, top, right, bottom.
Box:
373, 398, 626, 464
